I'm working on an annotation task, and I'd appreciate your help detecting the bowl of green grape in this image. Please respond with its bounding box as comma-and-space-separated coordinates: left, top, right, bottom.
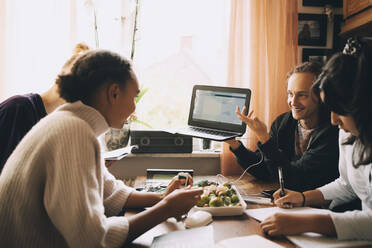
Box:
194, 181, 246, 216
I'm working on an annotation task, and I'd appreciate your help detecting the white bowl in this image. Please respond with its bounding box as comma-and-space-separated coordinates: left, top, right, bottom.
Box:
194, 185, 247, 216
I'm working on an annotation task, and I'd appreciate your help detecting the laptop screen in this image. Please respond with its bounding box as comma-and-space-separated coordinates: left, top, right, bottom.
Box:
188, 85, 251, 133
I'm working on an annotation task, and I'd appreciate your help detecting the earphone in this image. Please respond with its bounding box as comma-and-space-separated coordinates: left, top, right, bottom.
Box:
216, 145, 264, 186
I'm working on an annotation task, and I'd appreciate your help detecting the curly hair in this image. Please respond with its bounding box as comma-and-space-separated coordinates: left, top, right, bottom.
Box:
316, 38, 372, 167
56, 49, 133, 104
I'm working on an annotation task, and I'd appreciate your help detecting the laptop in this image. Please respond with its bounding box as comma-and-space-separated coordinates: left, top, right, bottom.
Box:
168, 85, 251, 141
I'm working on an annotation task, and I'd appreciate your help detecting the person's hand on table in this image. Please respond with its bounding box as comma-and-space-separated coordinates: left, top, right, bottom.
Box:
260, 213, 304, 236
162, 187, 203, 219
273, 188, 304, 208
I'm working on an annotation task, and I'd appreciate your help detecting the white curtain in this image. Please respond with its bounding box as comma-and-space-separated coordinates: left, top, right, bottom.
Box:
0, 0, 136, 101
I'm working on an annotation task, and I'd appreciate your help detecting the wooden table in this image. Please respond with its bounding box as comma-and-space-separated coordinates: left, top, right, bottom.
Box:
127, 174, 296, 248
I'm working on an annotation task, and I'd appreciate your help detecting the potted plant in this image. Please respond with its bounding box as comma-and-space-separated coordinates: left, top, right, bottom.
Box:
104, 85, 151, 151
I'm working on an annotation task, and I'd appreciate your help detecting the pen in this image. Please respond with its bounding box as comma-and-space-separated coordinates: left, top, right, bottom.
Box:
278, 167, 285, 197
278, 167, 292, 208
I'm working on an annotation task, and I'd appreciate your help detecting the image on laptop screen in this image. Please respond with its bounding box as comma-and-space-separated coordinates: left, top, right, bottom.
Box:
192, 90, 246, 125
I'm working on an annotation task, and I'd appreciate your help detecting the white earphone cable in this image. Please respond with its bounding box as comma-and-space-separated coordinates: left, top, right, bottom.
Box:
215, 145, 264, 186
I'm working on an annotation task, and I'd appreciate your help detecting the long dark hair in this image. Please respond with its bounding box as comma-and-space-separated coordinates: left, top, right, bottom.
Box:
316, 37, 372, 167
56, 50, 133, 105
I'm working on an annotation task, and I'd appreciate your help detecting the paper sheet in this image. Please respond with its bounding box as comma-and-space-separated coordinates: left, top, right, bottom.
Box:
216, 234, 283, 248
245, 207, 372, 248
245, 207, 330, 222
151, 226, 214, 248
287, 233, 372, 248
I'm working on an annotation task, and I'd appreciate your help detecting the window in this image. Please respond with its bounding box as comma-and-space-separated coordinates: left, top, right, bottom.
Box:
0, 0, 134, 100
131, 0, 231, 129
1, 0, 231, 132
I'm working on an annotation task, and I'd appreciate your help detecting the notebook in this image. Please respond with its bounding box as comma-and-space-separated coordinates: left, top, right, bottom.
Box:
167, 85, 251, 141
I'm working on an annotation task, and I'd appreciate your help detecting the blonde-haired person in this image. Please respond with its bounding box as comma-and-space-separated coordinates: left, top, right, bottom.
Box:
225, 61, 339, 192
0, 49, 203, 247
261, 37, 372, 241
0, 43, 90, 172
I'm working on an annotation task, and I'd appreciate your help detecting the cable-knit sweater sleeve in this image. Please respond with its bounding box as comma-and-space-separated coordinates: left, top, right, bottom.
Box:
103, 166, 134, 216
43, 119, 129, 248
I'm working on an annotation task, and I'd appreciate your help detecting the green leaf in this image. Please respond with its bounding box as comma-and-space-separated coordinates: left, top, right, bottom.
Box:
136, 87, 149, 104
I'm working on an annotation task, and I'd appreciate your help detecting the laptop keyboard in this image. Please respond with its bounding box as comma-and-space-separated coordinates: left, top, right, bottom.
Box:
189, 127, 233, 137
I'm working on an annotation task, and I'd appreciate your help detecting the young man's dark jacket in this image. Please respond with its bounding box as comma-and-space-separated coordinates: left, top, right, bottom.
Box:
230, 112, 339, 192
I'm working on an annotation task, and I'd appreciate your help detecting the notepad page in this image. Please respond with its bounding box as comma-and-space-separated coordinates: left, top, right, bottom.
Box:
151, 226, 214, 248
216, 234, 283, 248
287, 233, 372, 248
245, 206, 330, 222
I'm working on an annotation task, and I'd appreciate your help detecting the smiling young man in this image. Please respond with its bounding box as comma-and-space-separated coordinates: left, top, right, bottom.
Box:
225, 62, 340, 192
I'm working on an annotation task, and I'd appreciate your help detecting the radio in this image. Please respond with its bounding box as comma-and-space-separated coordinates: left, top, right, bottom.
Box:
130, 130, 193, 153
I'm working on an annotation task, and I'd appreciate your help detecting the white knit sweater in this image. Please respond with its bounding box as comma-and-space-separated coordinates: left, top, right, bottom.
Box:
0, 101, 134, 247
319, 129, 372, 240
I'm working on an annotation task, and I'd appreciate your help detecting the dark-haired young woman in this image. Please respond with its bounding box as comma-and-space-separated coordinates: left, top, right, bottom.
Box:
0, 49, 202, 247
260, 38, 372, 241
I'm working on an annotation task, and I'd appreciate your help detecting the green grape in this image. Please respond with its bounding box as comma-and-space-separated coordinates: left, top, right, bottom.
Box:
231, 194, 239, 203
197, 195, 210, 207
209, 196, 223, 207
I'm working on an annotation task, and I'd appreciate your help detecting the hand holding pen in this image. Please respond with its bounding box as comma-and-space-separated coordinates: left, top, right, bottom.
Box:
272, 188, 306, 208
277, 167, 296, 208
275, 167, 306, 208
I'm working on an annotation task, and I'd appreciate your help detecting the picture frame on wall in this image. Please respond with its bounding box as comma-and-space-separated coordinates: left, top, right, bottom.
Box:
298, 14, 328, 46
302, 48, 334, 66
302, 0, 342, 8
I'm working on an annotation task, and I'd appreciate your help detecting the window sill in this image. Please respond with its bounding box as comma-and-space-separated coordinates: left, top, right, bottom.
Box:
125, 151, 220, 158
109, 150, 221, 179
